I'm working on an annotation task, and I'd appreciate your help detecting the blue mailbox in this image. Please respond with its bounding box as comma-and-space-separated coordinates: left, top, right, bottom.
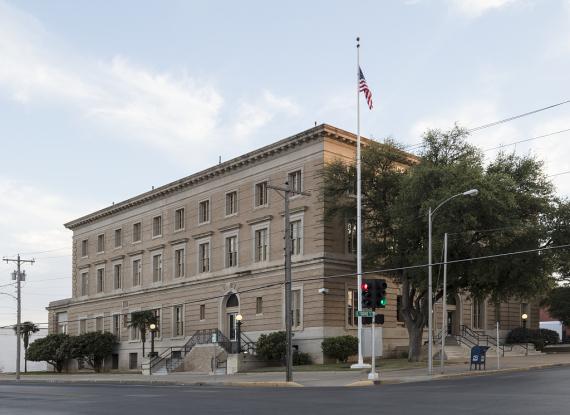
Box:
470, 346, 490, 370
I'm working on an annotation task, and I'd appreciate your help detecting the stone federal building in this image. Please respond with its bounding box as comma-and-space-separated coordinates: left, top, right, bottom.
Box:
47, 124, 538, 371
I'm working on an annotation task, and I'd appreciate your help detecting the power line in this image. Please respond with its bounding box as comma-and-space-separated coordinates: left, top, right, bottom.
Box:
484, 128, 570, 152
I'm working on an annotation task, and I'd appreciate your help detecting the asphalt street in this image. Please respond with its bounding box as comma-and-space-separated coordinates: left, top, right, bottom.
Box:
1, 366, 569, 415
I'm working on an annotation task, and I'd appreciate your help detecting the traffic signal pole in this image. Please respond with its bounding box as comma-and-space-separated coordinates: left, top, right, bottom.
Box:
368, 311, 378, 380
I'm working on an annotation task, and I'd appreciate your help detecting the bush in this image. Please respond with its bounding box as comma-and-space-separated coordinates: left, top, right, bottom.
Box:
26, 333, 73, 373
539, 328, 560, 345
293, 351, 312, 365
321, 336, 358, 363
256, 331, 286, 362
506, 327, 559, 351
71, 332, 117, 373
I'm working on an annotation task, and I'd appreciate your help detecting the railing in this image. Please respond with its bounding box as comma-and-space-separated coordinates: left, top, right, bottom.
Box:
458, 325, 504, 355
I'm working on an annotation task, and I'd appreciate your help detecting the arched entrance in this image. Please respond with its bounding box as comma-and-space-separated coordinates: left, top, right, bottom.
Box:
223, 293, 240, 341
446, 293, 462, 335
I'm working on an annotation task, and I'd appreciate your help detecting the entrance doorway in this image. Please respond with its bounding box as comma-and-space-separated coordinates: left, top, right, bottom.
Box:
224, 293, 240, 342
228, 312, 238, 341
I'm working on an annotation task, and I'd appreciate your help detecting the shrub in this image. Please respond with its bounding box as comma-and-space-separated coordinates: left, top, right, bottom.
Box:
256, 331, 286, 362
321, 336, 358, 363
506, 327, 559, 351
71, 332, 117, 373
293, 351, 312, 365
539, 328, 560, 345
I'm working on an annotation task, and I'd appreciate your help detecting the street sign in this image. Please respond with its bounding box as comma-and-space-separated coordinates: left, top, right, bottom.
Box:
356, 310, 375, 317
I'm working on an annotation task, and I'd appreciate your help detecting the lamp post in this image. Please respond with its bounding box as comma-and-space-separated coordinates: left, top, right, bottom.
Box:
149, 323, 157, 358
236, 314, 243, 354
522, 313, 528, 356
428, 188, 478, 375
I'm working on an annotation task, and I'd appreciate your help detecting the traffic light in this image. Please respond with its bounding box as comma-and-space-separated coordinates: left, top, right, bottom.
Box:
361, 281, 373, 308
376, 279, 387, 309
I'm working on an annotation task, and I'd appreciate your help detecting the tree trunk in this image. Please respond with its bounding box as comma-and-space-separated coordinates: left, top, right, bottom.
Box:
400, 274, 429, 362
407, 324, 424, 362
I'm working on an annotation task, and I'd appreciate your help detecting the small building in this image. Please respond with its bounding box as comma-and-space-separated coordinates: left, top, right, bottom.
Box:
0, 327, 48, 373
47, 124, 537, 371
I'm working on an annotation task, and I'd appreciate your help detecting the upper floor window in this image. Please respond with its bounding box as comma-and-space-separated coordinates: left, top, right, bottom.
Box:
152, 216, 162, 238
292, 289, 302, 329
79, 319, 87, 335
80, 272, 88, 296
174, 208, 185, 231
290, 219, 302, 256
173, 305, 184, 337
114, 228, 122, 248
347, 289, 357, 327
97, 234, 105, 253
112, 314, 121, 337
225, 235, 238, 268
198, 242, 210, 273
200, 304, 206, 321
95, 316, 103, 332
254, 227, 268, 262
199, 200, 210, 224
225, 191, 238, 216
132, 222, 142, 243
96, 268, 105, 293
255, 181, 268, 207
113, 263, 122, 290
132, 259, 142, 286
174, 248, 185, 278
56, 312, 68, 334
256, 297, 263, 315
81, 239, 88, 257
288, 170, 302, 194
152, 253, 162, 282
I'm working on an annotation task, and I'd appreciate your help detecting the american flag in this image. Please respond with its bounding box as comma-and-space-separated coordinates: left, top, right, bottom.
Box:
359, 67, 373, 110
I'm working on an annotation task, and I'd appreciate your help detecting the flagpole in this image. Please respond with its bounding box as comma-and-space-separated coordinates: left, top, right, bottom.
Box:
351, 36, 368, 369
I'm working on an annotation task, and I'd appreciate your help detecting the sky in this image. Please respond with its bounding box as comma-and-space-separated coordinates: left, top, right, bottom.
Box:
1, 0, 569, 327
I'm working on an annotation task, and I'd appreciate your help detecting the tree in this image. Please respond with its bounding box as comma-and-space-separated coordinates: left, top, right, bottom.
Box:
323, 126, 562, 361
128, 310, 157, 357
256, 331, 286, 362
71, 332, 117, 372
543, 286, 570, 326
26, 333, 72, 373
13, 321, 40, 373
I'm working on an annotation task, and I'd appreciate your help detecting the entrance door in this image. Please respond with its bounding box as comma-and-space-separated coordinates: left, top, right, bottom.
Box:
447, 311, 453, 335
228, 312, 238, 341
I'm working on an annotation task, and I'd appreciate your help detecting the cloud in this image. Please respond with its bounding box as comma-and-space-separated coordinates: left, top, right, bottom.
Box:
0, 1, 298, 160
446, 0, 521, 18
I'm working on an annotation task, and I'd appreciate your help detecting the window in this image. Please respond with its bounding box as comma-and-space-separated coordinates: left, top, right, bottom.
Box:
132, 222, 142, 243
199, 242, 210, 273
112, 314, 121, 337
132, 259, 141, 286
199, 200, 210, 224
225, 191, 238, 216
199, 304, 206, 321
81, 239, 88, 257
96, 268, 104, 293
152, 309, 161, 334
80, 272, 88, 296
95, 316, 103, 332
174, 248, 185, 278
225, 235, 238, 268
254, 228, 268, 262
152, 216, 162, 238
79, 319, 87, 335
56, 312, 68, 334
114, 228, 122, 248
292, 289, 302, 328
256, 297, 263, 315
173, 305, 184, 337
174, 208, 185, 231
152, 254, 162, 282
397, 295, 404, 323
129, 314, 140, 340
473, 299, 485, 329
113, 264, 122, 290
290, 219, 302, 256
129, 353, 138, 370
97, 233, 105, 253
255, 181, 268, 207
288, 170, 302, 194
346, 219, 357, 254
347, 289, 357, 327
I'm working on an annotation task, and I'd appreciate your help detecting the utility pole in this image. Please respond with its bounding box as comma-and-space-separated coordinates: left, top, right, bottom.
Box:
3, 254, 35, 381
267, 182, 310, 383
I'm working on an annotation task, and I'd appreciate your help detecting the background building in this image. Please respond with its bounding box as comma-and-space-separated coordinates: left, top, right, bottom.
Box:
0, 327, 48, 373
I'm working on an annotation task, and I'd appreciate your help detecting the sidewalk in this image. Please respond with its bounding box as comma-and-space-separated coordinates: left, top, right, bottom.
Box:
1, 353, 569, 388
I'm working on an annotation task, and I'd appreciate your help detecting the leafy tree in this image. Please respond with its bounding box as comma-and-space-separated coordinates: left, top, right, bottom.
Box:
323, 126, 564, 361
26, 333, 72, 373
71, 332, 117, 373
13, 321, 40, 373
543, 286, 570, 325
256, 331, 286, 362
128, 310, 157, 357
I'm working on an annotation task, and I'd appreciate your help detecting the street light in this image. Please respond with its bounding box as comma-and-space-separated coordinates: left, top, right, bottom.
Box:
428, 188, 478, 375
236, 314, 243, 354
522, 313, 528, 356
149, 323, 157, 358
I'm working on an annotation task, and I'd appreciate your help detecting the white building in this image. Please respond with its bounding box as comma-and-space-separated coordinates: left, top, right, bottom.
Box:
0, 327, 48, 373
